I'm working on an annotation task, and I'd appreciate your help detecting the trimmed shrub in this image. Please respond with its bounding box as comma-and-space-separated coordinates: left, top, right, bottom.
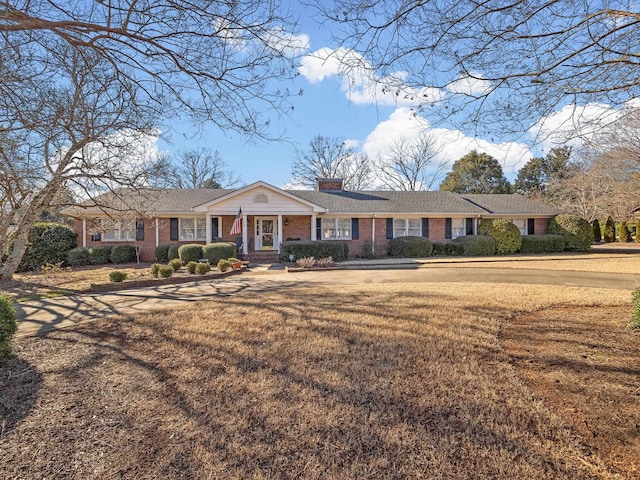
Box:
168, 245, 180, 261
0, 294, 18, 365
279, 241, 349, 262
478, 218, 522, 254
89, 246, 111, 265
178, 244, 204, 264
388, 236, 433, 258
431, 242, 445, 256
603, 216, 616, 243
548, 214, 593, 251
619, 221, 632, 242
629, 287, 640, 331
520, 234, 566, 253
155, 244, 174, 262
217, 259, 233, 272
228, 257, 241, 263
451, 235, 496, 256
67, 247, 91, 266
149, 263, 162, 277
591, 219, 602, 243
168, 258, 183, 272
444, 242, 465, 256
360, 240, 374, 259
195, 262, 211, 274
158, 265, 174, 278
109, 244, 137, 264
18, 222, 77, 271
186, 261, 199, 274
109, 270, 128, 282
202, 242, 238, 265
636, 220, 640, 243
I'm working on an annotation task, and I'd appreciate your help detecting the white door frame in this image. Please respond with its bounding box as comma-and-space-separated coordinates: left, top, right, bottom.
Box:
255, 216, 278, 251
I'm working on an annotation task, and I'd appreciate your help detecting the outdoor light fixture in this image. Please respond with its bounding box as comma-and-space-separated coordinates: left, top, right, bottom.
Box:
284, 217, 289, 226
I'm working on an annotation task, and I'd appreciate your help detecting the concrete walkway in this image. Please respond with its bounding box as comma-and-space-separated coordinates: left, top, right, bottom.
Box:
15, 261, 640, 337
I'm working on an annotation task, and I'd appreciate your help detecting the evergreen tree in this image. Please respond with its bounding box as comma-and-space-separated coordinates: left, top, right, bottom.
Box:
603, 216, 616, 243
591, 219, 602, 243
440, 150, 512, 194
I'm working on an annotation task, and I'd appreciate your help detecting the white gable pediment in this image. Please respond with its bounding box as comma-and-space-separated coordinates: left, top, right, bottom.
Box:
192, 181, 325, 214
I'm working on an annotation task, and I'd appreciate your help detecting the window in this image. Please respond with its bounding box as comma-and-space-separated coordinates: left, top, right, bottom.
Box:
103, 221, 136, 241
393, 218, 421, 238
179, 218, 206, 241
321, 218, 351, 240
511, 218, 527, 235
451, 218, 465, 239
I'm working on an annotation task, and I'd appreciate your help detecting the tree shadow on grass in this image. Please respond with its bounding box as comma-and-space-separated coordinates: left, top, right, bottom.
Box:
0, 356, 42, 436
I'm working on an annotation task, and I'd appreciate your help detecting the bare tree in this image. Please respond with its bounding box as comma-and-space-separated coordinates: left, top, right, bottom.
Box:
316, 1, 640, 133
0, 1, 300, 279
158, 148, 242, 189
291, 135, 373, 190
375, 133, 446, 190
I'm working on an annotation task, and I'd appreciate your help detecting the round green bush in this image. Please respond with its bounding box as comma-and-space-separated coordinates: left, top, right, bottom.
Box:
109, 270, 128, 282
451, 235, 496, 256
178, 244, 204, 264
158, 265, 174, 278
548, 214, 592, 251
203, 242, 238, 264
168, 245, 180, 260
109, 244, 137, 264
478, 218, 522, 254
155, 244, 173, 262
387, 236, 433, 258
195, 262, 211, 274
0, 294, 17, 365
217, 259, 233, 272
67, 247, 91, 266
89, 246, 111, 265
186, 261, 198, 274
168, 258, 183, 272
149, 263, 162, 277
17, 222, 77, 271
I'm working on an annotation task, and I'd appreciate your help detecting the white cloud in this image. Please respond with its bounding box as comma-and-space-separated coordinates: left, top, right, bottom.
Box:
214, 19, 309, 58
446, 73, 492, 96
363, 108, 532, 179
298, 47, 443, 107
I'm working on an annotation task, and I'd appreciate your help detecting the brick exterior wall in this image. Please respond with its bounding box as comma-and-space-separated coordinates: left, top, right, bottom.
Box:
533, 217, 550, 235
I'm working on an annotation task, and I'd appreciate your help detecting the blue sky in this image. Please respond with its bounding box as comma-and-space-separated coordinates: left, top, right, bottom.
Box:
153, 2, 630, 190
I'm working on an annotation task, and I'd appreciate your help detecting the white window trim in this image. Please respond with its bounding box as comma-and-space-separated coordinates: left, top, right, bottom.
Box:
451, 218, 465, 239
510, 218, 527, 235
103, 221, 136, 242
321, 217, 352, 240
393, 218, 421, 238
178, 217, 207, 241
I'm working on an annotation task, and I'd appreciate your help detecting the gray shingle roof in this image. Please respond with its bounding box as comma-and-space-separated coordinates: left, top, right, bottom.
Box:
63, 187, 557, 217
460, 194, 557, 215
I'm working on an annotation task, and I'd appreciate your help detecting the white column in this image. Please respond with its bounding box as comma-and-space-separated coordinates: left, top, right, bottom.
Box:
277, 214, 283, 253
371, 216, 376, 255
82, 218, 87, 247
311, 214, 317, 240
155, 218, 159, 247
242, 214, 248, 255
205, 213, 211, 243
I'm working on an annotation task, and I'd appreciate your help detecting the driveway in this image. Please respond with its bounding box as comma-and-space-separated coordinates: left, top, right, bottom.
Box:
15, 265, 640, 337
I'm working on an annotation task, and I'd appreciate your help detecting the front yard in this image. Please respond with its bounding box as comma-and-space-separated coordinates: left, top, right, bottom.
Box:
1, 278, 638, 478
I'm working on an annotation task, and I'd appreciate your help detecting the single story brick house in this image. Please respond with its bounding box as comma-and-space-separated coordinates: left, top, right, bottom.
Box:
64, 178, 557, 262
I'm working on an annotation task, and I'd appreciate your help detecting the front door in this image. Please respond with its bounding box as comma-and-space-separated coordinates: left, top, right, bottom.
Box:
255, 217, 277, 250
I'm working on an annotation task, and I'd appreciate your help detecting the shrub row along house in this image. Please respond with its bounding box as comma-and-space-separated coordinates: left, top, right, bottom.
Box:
64, 179, 557, 262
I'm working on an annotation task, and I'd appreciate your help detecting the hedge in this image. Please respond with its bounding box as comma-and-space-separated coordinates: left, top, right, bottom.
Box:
451, 235, 496, 256
109, 244, 137, 264
387, 236, 433, 258
89, 246, 112, 265
519, 234, 566, 254
548, 214, 592, 251
178, 244, 204, 264
155, 244, 175, 262
202, 242, 238, 265
17, 222, 77, 271
279, 241, 349, 262
168, 245, 180, 261
478, 218, 522, 254
0, 294, 17, 365
67, 247, 91, 266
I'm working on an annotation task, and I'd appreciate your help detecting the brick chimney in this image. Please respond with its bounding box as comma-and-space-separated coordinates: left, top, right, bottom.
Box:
316, 178, 344, 191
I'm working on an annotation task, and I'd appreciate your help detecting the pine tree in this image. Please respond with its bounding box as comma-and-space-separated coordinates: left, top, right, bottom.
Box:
591, 219, 602, 243
603, 216, 616, 243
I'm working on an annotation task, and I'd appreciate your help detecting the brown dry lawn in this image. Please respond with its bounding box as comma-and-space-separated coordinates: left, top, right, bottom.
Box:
1, 276, 639, 479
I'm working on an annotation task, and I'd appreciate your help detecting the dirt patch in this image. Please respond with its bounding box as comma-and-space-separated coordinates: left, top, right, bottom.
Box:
501, 305, 640, 478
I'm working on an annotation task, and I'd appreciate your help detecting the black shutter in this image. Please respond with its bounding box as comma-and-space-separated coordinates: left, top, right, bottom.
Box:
136, 219, 144, 241
445, 218, 452, 239
351, 218, 359, 240
91, 233, 101, 242
421, 218, 429, 238
170, 218, 179, 241
466, 218, 474, 236
527, 218, 535, 235
211, 217, 219, 240
316, 217, 322, 240
386, 218, 394, 239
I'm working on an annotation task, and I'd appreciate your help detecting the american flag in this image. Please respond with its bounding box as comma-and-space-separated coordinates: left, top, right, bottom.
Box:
229, 207, 242, 235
